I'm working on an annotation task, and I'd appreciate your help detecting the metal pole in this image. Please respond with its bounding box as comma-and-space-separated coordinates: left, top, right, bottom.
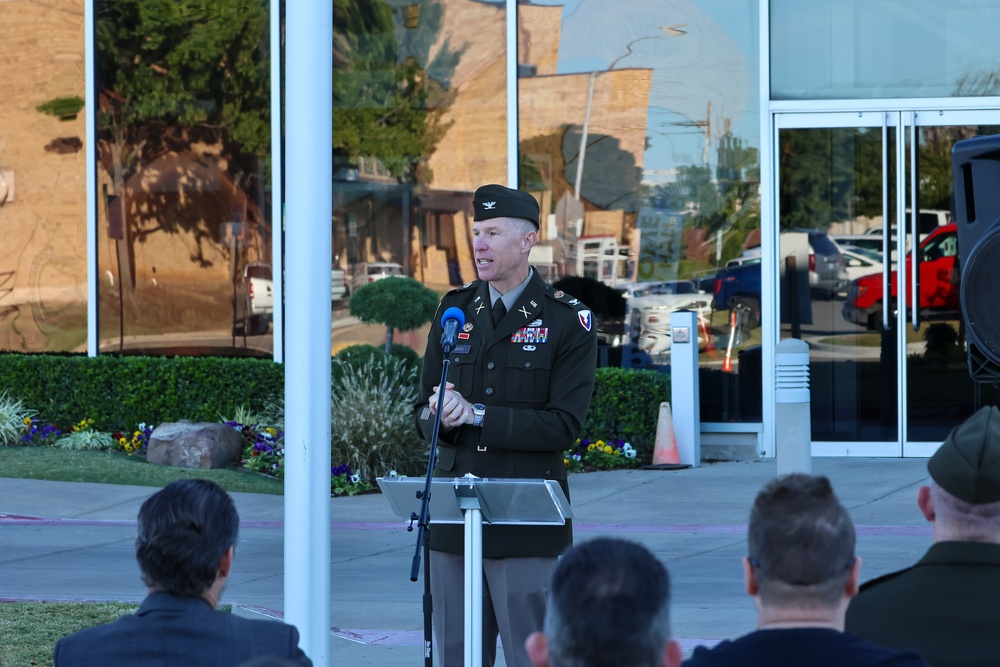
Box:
284, 0, 333, 664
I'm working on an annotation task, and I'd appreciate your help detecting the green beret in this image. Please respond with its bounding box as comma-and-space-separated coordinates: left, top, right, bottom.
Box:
928, 405, 1000, 504
473, 184, 539, 228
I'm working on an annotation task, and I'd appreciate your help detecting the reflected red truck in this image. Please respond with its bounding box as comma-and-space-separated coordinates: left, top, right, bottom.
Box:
841, 223, 960, 331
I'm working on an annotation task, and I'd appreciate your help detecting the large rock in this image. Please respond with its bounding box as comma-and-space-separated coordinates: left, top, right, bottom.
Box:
146, 421, 242, 469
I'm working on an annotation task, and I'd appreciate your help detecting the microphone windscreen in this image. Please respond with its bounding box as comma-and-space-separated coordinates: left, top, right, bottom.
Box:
440, 306, 466, 328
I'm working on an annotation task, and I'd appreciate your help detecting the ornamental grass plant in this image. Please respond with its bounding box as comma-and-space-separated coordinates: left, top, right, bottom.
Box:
0, 389, 36, 445
330, 353, 427, 483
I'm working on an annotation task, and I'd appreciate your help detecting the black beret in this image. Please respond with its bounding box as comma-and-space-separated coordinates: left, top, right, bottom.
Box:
473, 184, 539, 228
928, 405, 1000, 504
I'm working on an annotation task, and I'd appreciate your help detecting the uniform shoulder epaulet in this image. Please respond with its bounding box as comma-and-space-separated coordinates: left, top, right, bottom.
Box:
546, 286, 589, 310
858, 566, 912, 592
446, 280, 481, 295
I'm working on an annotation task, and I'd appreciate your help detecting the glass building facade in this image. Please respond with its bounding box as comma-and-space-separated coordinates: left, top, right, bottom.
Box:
2, 0, 999, 456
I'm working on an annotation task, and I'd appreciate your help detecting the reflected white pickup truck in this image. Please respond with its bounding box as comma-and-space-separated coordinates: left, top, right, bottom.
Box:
234, 262, 273, 335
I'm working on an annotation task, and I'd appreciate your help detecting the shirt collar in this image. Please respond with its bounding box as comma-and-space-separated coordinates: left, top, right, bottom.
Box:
489, 267, 533, 311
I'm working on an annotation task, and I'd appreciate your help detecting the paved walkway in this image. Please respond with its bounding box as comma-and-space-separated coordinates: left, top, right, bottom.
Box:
0, 457, 933, 665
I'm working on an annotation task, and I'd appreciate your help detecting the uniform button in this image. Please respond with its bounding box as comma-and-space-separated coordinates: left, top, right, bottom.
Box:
524, 361, 531, 368
486, 387, 494, 396
487, 361, 495, 370
452, 356, 460, 363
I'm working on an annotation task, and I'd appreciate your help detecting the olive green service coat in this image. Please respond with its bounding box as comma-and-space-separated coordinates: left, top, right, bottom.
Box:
846, 541, 1000, 667
414, 270, 598, 558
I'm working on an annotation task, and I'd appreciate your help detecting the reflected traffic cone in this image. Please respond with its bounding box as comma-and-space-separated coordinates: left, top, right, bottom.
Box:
643, 402, 689, 470
700, 314, 718, 358
722, 310, 737, 372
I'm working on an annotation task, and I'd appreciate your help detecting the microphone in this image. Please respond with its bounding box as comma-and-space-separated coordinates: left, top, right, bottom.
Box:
440, 306, 466, 351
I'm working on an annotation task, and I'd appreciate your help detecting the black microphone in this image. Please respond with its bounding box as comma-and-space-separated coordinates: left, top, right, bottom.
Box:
440, 306, 466, 352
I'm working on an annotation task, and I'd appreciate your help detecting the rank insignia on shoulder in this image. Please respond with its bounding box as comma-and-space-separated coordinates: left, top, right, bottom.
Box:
511, 327, 549, 344
578, 310, 592, 331
569, 298, 579, 305
463, 281, 474, 288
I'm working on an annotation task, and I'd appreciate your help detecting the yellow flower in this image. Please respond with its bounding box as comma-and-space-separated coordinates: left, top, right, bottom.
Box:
596, 440, 606, 447
613, 450, 620, 456
118, 437, 127, 445
265, 427, 277, 436
23, 417, 32, 426
134, 430, 141, 437
587, 444, 596, 452
563, 458, 570, 466
603, 445, 613, 454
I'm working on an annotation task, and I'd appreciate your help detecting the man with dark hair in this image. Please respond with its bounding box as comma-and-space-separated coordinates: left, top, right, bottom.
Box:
847, 405, 1000, 667
415, 183, 597, 667
54, 479, 311, 667
524, 538, 682, 667
684, 474, 929, 667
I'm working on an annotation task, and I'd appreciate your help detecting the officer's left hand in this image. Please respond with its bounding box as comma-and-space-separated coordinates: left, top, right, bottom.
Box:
429, 382, 473, 432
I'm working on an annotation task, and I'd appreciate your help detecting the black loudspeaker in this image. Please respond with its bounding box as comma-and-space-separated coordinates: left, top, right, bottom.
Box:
952, 135, 1000, 381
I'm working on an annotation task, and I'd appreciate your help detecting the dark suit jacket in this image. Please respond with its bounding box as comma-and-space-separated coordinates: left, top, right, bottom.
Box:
845, 541, 1000, 667
54, 592, 312, 667
415, 270, 598, 557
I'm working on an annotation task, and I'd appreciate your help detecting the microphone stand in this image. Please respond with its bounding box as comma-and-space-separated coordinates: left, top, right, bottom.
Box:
409, 335, 454, 667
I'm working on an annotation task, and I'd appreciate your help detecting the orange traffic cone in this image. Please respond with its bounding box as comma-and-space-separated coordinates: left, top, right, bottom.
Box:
643, 402, 690, 470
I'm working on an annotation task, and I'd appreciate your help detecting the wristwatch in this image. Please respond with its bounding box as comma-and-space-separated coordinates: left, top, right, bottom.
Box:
472, 403, 486, 427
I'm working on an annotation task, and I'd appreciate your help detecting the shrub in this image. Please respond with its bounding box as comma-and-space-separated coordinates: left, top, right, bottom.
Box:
330, 354, 427, 482
0, 390, 36, 446
0, 354, 283, 432
349, 277, 440, 355
333, 344, 421, 382
583, 368, 671, 463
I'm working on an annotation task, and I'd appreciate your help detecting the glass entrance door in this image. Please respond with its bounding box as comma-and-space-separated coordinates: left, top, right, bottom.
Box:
774, 110, 1000, 455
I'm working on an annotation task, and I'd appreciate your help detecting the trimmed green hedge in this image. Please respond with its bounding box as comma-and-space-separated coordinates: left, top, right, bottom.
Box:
582, 368, 671, 462
0, 354, 282, 431
0, 354, 669, 462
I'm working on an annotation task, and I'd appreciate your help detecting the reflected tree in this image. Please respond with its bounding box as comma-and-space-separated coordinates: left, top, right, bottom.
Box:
93, 0, 271, 299
334, 0, 458, 185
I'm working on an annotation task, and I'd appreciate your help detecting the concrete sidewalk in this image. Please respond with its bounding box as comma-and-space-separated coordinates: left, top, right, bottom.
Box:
0, 457, 934, 665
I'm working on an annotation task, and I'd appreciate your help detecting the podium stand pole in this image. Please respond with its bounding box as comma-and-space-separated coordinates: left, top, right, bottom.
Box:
457, 483, 484, 667
462, 505, 483, 667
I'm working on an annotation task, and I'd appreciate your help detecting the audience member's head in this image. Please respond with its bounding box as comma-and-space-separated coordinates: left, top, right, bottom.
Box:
136, 479, 240, 602
920, 405, 1000, 544
745, 474, 859, 616
525, 537, 681, 667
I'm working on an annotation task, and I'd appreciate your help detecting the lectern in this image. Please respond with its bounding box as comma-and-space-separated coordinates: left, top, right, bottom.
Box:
378, 475, 573, 667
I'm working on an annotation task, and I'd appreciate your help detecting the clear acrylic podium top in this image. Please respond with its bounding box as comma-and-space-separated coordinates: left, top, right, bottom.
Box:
377, 475, 574, 525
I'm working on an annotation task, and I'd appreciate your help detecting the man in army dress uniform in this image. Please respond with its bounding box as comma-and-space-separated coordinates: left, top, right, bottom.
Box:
846, 405, 1000, 667
414, 184, 598, 667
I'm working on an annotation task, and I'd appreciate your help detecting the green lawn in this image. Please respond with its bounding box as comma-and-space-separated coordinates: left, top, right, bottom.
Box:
0, 447, 283, 495
0, 601, 236, 666
0, 601, 139, 667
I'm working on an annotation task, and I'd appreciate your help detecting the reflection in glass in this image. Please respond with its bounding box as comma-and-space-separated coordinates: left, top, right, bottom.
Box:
518, 0, 760, 422
332, 0, 505, 355
772, 0, 1000, 100
906, 125, 1000, 442
778, 126, 897, 442
95, 0, 274, 356
0, 6, 87, 352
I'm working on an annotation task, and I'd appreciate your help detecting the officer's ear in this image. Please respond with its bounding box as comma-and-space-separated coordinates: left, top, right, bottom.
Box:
521, 229, 538, 254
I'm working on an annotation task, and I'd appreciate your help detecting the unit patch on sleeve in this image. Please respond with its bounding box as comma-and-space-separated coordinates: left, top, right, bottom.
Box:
577, 310, 592, 331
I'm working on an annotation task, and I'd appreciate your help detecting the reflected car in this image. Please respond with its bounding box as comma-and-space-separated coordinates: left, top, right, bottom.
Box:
332, 268, 349, 302
840, 247, 883, 284
351, 262, 404, 292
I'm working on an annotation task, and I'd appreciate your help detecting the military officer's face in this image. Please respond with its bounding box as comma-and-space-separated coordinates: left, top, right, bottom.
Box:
473, 217, 537, 293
